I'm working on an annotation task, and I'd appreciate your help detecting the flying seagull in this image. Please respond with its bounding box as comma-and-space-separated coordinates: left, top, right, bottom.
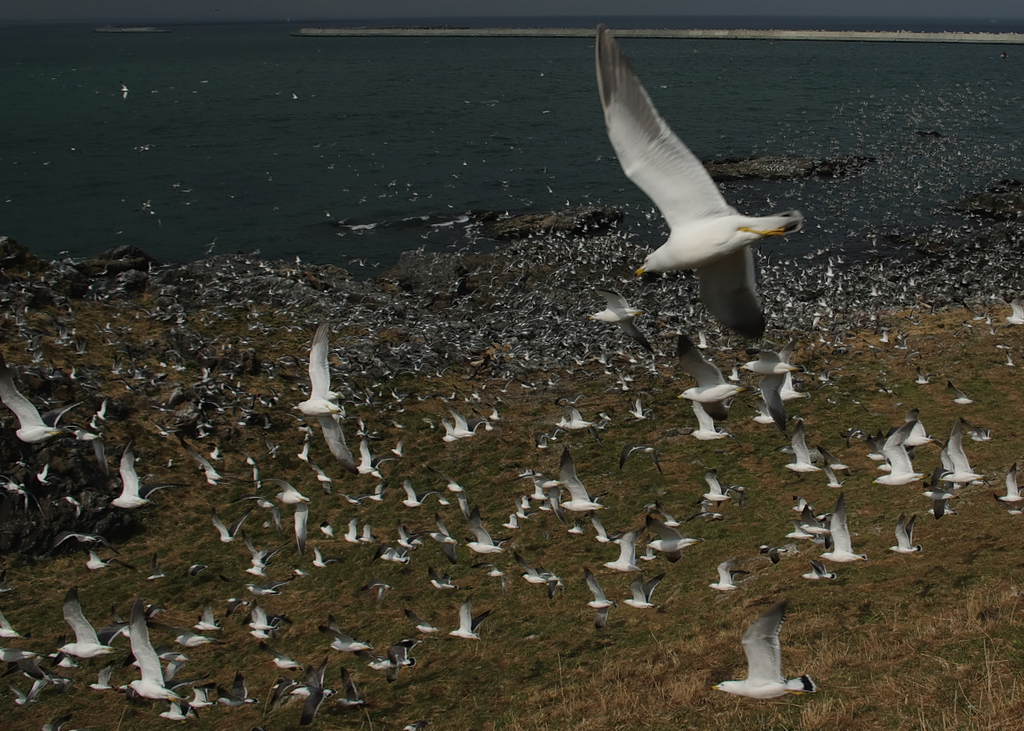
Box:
713, 599, 817, 698
297, 323, 341, 416
624, 573, 665, 608
821, 493, 867, 563
449, 596, 490, 640
595, 26, 802, 338
0, 352, 67, 442
128, 598, 181, 700
675, 333, 746, 419
583, 566, 617, 628
111, 442, 179, 509
589, 289, 654, 352
890, 513, 922, 554
60, 587, 116, 659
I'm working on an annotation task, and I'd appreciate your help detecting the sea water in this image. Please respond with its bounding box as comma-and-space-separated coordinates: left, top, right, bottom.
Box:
1, 19, 1022, 274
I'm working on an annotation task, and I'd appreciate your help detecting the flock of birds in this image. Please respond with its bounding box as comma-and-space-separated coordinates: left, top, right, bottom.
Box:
0, 23, 1023, 731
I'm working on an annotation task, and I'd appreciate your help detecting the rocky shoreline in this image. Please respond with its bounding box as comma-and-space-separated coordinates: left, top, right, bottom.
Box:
0, 183, 1023, 558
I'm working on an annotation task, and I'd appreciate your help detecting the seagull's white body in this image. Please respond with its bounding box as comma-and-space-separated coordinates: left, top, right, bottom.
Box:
713, 600, 817, 698
559, 447, 604, 511
590, 289, 653, 352
689, 400, 731, 440
947, 380, 973, 405
874, 421, 925, 486
941, 419, 984, 484
702, 469, 731, 503
624, 573, 664, 608
60, 587, 115, 659
195, 602, 221, 632
402, 479, 437, 508
557, 407, 593, 430
128, 598, 181, 700
998, 463, 1022, 503
297, 324, 341, 416
890, 513, 922, 553
743, 340, 799, 375
583, 567, 616, 628
676, 334, 745, 414
595, 29, 800, 337
449, 596, 490, 640
604, 527, 643, 572
0, 354, 64, 442
466, 507, 505, 554
112, 442, 149, 508
821, 493, 867, 563
786, 420, 822, 473
448, 408, 484, 439
0, 607, 20, 638
802, 560, 837, 580
709, 558, 742, 591
902, 409, 935, 447
1007, 297, 1024, 325
266, 478, 309, 505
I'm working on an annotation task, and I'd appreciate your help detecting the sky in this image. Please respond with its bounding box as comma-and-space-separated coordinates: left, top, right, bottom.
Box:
4, 0, 1024, 23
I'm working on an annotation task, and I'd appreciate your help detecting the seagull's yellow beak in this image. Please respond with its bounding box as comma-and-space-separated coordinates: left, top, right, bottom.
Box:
738, 226, 788, 237
635, 266, 646, 276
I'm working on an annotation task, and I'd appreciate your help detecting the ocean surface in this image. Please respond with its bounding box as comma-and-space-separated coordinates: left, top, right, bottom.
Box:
1, 17, 1023, 276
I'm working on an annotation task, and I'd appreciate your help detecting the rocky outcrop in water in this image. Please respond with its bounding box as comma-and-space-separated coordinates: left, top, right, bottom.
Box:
956, 179, 1024, 221
479, 206, 623, 240
704, 154, 873, 180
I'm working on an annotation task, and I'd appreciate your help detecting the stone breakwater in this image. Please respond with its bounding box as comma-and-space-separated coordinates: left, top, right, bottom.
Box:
293, 27, 1024, 44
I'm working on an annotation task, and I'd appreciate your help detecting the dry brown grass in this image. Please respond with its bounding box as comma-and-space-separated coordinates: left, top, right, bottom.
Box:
3, 299, 1024, 730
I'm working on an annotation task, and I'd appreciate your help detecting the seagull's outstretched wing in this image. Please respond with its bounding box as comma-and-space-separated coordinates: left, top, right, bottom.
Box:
741, 599, 786, 684
596, 25, 735, 230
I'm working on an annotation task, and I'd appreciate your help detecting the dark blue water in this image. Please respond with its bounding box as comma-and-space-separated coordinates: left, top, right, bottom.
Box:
1, 20, 1022, 272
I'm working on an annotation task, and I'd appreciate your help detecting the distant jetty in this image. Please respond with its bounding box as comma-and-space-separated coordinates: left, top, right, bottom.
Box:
94, 25, 171, 33
292, 27, 1024, 44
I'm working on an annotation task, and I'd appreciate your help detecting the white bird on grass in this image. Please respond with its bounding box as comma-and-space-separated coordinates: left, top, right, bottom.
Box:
689, 400, 731, 440
604, 527, 643, 572
786, 420, 822, 473
874, 421, 925, 486
595, 26, 801, 338
558, 447, 604, 512
940, 418, 984, 484
466, 507, 506, 554
1006, 297, 1024, 325
802, 560, 837, 580
111, 442, 177, 509
997, 463, 1022, 503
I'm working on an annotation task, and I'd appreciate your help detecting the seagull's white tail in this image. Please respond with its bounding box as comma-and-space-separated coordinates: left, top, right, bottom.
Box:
763, 210, 804, 235
786, 674, 817, 694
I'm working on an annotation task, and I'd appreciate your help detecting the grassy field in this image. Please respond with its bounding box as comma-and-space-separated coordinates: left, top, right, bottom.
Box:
2, 295, 1024, 731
